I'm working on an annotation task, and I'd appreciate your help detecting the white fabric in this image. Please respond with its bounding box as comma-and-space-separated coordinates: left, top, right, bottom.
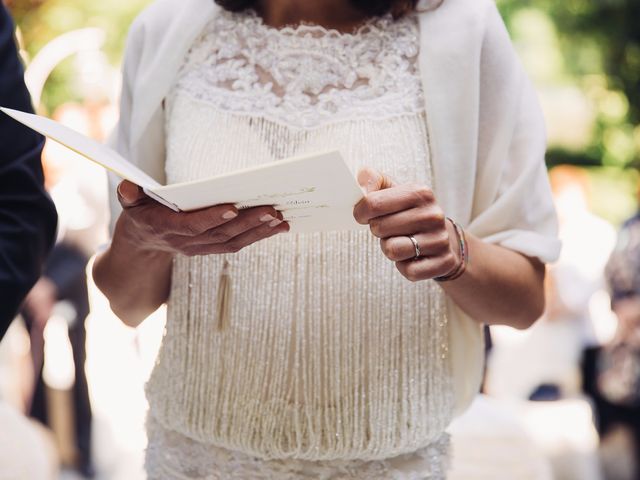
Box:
447, 396, 602, 480
146, 11, 452, 475
0, 403, 57, 480
510, 399, 602, 480
107, 0, 561, 421
147, 415, 450, 480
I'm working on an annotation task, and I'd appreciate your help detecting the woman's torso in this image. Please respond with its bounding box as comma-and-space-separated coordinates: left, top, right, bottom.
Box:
145, 8, 454, 472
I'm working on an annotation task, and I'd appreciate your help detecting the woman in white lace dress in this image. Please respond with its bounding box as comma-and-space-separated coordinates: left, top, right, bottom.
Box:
94, 0, 561, 478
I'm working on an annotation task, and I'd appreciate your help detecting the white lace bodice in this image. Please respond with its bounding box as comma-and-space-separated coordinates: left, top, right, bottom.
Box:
146, 9, 454, 479
168, 9, 425, 129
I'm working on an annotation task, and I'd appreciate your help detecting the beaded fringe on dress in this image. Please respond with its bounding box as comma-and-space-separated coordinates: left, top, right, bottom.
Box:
144, 8, 455, 475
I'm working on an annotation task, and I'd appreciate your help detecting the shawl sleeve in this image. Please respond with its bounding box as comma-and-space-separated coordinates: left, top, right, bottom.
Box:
106, 18, 145, 234
468, 1, 560, 264
107, 0, 182, 234
441, 0, 561, 417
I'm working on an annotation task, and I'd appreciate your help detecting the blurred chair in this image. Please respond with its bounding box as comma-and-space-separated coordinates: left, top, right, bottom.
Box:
447, 395, 553, 480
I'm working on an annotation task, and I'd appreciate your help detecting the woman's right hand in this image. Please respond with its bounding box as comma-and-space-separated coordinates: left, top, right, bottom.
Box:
116, 180, 290, 256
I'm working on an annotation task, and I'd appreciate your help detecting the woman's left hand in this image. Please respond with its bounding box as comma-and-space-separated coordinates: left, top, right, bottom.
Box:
353, 168, 460, 282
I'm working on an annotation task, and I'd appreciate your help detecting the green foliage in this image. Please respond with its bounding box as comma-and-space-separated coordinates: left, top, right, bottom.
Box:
498, 0, 640, 169
7, 0, 151, 112
9, 0, 150, 60
586, 166, 639, 226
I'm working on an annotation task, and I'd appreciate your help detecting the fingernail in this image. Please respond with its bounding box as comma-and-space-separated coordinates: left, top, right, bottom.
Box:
223, 211, 238, 219
269, 218, 283, 227
260, 214, 275, 222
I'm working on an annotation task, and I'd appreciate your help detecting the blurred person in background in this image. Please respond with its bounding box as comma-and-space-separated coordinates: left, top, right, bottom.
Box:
0, 3, 59, 479
583, 204, 640, 480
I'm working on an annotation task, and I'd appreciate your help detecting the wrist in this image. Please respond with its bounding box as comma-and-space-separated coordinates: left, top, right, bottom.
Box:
96, 217, 174, 291
445, 219, 461, 265
112, 212, 173, 260
435, 218, 468, 282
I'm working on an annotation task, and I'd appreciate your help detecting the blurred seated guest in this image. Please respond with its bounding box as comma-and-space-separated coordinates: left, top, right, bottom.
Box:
0, 3, 57, 338
583, 209, 640, 480
604, 209, 640, 342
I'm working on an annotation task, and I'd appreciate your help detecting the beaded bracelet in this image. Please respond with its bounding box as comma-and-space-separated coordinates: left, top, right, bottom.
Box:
435, 217, 468, 282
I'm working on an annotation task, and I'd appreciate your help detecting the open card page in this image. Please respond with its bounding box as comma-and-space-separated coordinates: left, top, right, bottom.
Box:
152, 151, 366, 233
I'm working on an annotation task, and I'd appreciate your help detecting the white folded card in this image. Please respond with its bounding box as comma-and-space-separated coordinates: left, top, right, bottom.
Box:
1, 107, 366, 233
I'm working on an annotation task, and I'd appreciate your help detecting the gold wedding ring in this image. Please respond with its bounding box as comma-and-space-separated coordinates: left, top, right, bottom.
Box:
408, 235, 421, 259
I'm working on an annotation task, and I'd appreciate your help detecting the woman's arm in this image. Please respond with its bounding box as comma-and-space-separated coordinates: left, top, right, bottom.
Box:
437, 234, 544, 329
94, 180, 289, 327
93, 221, 173, 328
355, 1, 559, 328
354, 168, 545, 330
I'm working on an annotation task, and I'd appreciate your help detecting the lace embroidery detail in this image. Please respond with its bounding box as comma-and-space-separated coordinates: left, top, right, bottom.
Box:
146, 414, 450, 480
170, 9, 424, 129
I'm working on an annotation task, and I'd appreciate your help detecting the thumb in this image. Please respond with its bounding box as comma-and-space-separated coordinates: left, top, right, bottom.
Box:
357, 167, 396, 193
117, 180, 148, 208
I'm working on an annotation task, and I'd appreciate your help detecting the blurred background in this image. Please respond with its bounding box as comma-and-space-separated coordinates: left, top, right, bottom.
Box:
0, 0, 638, 479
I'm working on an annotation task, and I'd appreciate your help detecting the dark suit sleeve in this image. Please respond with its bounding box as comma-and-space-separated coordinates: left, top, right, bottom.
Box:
0, 5, 58, 338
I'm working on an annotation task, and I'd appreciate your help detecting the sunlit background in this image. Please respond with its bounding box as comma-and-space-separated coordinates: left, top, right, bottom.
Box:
0, 0, 638, 479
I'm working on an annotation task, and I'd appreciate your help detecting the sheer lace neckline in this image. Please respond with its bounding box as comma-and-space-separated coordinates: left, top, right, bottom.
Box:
240, 8, 397, 38
170, 8, 424, 129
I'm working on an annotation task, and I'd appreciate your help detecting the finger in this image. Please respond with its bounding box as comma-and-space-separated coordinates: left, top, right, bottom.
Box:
356, 167, 396, 193
395, 253, 458, 282
380, 231, 451, 262
131, 202, 237, 237
182, 220, 290, 256
161, 207, 281, 244
117, 180, 149, 208
160, 203, 242, 236
189, 207, 284, 244
369, 206, 446, 238
353, 184, 435, 225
